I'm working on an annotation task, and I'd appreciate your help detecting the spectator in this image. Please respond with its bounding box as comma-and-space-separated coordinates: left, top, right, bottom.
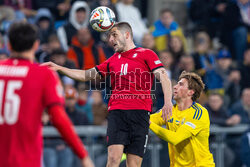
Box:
65, 86, 89, 125
115, 0, 147, 45
205, 93, 229, 126
0, 6, 15, 34
3, 0, 36, 19
67, 28, 106, 70
240, 48, 250, 90
192, 31, 216, 78
0, 49, 9, 60
204, 49, 232, 94
229, 88, 250, 124
35, 8, 56, 45
153, 50, 175, 110
57, 1, 90, 51
75, 84, 93, 124
227, 88, 250, 167
35, 34, 62, 63
141, 32, 157, 52
173, 55, 195, 81
220, 0, 248, 63
43, 111, 75, 167
159, 50, 174, 79
205, 93, 235, 167
188, 0, 227, 38
33, 0, 70, 21
50, 48, 77, 82
151, 8, 186, 52
168, 35, 186, 66
224, 68, 241, 107
91, 91, 108, 125
240, 129, 250, 167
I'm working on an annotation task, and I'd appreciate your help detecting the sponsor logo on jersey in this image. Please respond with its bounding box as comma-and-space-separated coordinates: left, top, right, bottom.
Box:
133, 53, 137, 58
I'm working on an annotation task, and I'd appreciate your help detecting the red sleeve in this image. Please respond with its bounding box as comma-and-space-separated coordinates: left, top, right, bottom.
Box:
43, 68, 64, 107
95, 57, 111, 78
48, 105, 88, 159
144, 49, 164, 72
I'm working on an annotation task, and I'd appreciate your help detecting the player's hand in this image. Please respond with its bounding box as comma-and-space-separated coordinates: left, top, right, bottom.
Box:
41, 61, 62, 72
81, 156, 95, 167
161, 102, 173, 122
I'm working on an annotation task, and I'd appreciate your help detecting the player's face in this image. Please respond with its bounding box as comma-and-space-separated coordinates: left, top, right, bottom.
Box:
108, 27, 126, 52
173, 78, 192, 101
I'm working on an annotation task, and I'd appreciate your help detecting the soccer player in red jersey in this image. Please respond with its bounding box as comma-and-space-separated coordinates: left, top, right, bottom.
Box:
0, 22, 94, 167
43, 22, 173, 167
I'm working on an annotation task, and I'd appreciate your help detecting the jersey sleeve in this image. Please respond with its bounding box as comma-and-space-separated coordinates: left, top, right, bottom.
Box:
144, 49, 164, 72
181, 104, 209, 136
43, 68, 64, 107
150, 110, 166, 127
95, 57, 111, 78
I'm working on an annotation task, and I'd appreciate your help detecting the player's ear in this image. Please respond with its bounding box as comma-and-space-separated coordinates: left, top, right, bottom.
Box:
32, 40, 40, 51
188, 89, 195, 97
7, 42, 13, 51
125, 31, 130, 39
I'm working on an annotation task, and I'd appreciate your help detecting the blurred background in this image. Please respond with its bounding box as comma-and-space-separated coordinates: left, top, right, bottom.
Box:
0, 0, 250, 166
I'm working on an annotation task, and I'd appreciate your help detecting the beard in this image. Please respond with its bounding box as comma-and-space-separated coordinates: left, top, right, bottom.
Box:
115, 38, 126, 53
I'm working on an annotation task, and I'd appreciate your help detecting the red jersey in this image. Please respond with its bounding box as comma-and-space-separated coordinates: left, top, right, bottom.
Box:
95, 47, 163, 111
0, 58, 64, 167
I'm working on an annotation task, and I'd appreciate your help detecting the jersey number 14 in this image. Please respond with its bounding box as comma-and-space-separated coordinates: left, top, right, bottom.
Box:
0, 80, 22, 125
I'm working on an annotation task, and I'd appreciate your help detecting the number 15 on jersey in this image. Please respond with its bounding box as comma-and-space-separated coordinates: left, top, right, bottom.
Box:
0, 80, 22, 125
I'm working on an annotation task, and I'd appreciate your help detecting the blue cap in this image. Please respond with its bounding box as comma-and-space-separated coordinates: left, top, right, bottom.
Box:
217, 49, 231, 59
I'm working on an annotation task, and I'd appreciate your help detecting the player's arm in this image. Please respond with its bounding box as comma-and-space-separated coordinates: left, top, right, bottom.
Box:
42, 62, 99, 82
48, 105, 95, 167
150, 122, 192, 146
150, 110, 167, 127
153, 67, 173, 121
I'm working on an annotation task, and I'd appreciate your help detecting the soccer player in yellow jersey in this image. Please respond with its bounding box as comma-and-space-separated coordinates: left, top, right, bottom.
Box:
150, 71, 215, 167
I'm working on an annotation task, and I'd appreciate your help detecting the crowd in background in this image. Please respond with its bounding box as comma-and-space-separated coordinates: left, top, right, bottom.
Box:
0, 0, 250, 167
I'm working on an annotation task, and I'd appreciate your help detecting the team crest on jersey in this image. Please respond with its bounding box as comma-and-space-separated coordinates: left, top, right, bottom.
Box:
118, 54, 121, 59
175, 120, 180, 125
133, 53, 137, 58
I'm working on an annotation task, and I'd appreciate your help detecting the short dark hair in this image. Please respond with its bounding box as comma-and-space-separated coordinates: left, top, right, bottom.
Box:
179, 71, 205, 101
50, 48, 66, 57
8, 21, 38, 52
160, 8, 173, 16
112, 22, 133, 39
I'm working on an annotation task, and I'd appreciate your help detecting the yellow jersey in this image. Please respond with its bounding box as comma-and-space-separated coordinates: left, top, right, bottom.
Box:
150, 102, 215, 167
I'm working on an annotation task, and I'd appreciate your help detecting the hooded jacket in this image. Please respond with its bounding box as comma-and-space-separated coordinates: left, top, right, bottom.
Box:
57, 1, 90, 51
35, 8, 55, 44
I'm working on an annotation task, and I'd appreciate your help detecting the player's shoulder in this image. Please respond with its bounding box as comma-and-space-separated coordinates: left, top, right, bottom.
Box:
188, 102, 208, 121
135, 47, 155, 54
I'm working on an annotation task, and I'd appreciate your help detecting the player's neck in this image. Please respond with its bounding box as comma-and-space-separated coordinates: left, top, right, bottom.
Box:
123, 41, 136, 52
176, 99, 193, 111
11, 51, 34, 62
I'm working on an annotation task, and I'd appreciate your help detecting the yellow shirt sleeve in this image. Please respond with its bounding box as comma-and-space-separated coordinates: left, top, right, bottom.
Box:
150, 110, 166, 127
150, 122, 192, 145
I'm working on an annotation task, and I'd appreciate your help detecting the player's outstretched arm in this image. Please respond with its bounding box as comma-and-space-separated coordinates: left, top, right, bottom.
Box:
150, 122, 192, 145
48, 105, 95, 167
42, 62, 99, 82
153, 67, 173, 121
